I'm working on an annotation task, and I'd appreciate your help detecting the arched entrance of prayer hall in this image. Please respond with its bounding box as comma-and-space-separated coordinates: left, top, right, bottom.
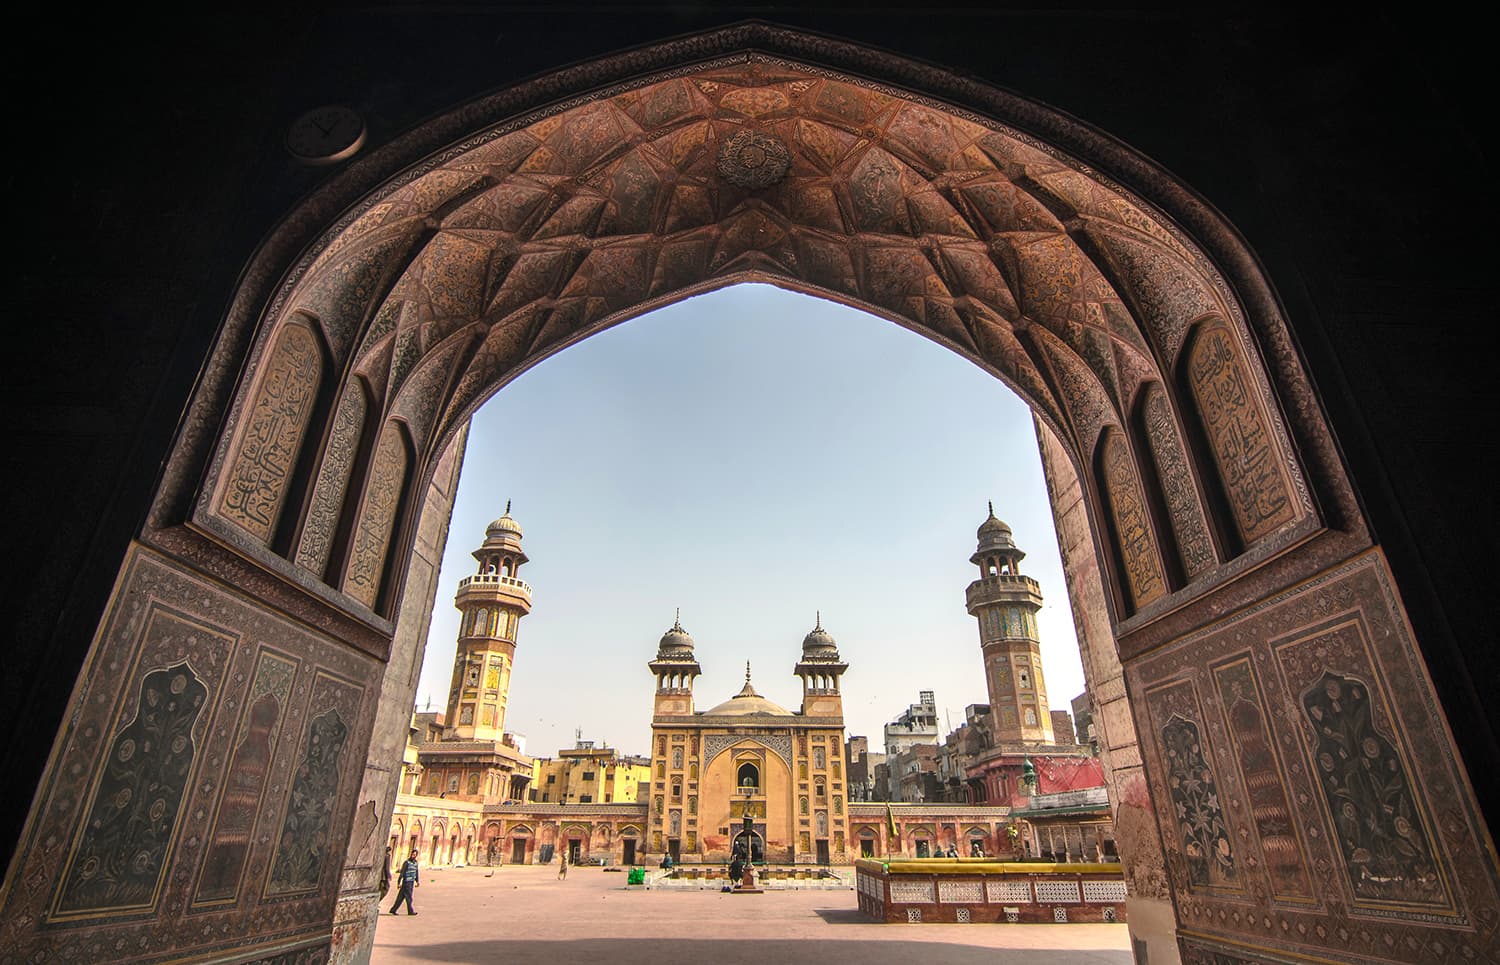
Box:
3, 24, 1495, 965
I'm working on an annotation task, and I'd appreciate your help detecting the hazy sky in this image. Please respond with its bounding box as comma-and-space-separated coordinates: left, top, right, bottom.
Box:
414, 284, 1087, 758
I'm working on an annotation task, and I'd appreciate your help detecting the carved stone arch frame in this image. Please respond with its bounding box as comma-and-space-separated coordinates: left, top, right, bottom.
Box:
154, 25, 1356, 652
19, 20, 1500, 965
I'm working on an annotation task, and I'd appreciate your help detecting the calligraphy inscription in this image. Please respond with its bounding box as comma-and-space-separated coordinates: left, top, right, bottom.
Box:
1211, 658, 1313, 901
1186, 323, 1295, 544
343, 422, 406, 608
55, 661, 209, 917
221, 323, 321, 542
1102, 432, 1166, 608
294, 381, 366, 576
1143, 387, 1215, 578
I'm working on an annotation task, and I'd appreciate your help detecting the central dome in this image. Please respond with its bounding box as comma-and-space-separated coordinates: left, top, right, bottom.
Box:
701, 663, 793, 716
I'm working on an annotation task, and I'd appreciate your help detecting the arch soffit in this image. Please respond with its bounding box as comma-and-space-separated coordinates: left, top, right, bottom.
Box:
218, 43, 1309, 504
173, 26, 1351, 640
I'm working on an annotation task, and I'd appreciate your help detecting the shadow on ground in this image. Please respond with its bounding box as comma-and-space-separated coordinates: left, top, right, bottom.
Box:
384, 938, 1131, 964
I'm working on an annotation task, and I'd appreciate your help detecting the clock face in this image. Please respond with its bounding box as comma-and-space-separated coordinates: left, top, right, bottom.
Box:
286, 105, 366, 164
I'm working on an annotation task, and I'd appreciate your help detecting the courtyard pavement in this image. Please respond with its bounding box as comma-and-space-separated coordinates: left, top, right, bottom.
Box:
371, 865, 1133, 964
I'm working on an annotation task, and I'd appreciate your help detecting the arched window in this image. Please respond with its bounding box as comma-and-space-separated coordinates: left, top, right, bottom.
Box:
737, 762, 759, 789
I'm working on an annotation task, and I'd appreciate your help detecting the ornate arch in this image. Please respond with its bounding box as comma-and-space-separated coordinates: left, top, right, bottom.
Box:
187, 32, 1322, 633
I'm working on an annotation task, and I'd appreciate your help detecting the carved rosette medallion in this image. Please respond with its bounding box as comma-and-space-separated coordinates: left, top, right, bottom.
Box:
716, 131, 791, 189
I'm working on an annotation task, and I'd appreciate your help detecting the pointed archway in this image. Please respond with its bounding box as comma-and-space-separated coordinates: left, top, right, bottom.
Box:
3, 23, 1494, 965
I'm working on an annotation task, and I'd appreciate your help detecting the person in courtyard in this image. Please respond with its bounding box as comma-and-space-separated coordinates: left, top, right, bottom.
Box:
379, 846, 392, 899
388, 848, 420, 915
557, 853, 568, 880
728, 853, 745, 888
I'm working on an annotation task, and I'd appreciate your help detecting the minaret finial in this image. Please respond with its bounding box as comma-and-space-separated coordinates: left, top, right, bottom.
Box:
505, 498, 511, 515
815, 610, 822, 631
988, 499, 995, 518
745, 660, 752, 683
674, 607, 681, 630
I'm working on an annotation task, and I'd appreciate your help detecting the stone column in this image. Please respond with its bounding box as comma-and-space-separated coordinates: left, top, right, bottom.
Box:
1035, 416, 1178, 964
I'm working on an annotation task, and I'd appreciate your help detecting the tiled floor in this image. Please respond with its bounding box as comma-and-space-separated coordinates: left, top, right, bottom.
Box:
372, 865, 1133, 964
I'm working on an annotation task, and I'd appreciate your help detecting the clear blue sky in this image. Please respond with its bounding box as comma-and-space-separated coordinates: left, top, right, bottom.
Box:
415, 284, 1087, 758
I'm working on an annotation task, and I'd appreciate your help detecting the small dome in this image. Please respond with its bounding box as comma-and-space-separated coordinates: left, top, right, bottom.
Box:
658, 612, 694, 654
801, 612, 838, 654
487, 500, 523, 539
977, 501, 1012, 540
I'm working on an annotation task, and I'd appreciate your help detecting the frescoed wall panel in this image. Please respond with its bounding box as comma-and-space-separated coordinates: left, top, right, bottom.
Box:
1209, 657, 1314, 904
194, 650, 300, 905
0, 546, 379, 963
1129, 551, 1496, 963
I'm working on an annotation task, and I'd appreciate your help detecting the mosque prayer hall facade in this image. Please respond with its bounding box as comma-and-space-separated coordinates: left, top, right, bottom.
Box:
390, 508, 1108, 870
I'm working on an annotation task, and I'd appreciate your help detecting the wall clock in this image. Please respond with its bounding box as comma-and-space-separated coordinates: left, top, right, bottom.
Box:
286, 105, 366, 165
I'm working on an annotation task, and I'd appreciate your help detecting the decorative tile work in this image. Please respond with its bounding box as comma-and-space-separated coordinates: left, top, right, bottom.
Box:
195, 650, 299, 905
1102, 906, 1117, 923
906, 908, 922, 923
987, 880, 1033, 903
53, 658, 213, 918
889, 880, 936, 903
1100, 431, 1167, 608
1083, 880, 1129, 902
219, 321, 322, 543
938, 880, 984, 903
955, 907, 971, 923
1005, 909, 1020, 923
1185, 320, 1296, 545
1035, 880, 1082, 903
342, 422, 407, 609
1053, 906, 1069, 922
1211, 656, 1314, 902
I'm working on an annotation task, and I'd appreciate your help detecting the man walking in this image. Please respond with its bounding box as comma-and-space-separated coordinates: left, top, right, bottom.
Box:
388, 848, 420, 915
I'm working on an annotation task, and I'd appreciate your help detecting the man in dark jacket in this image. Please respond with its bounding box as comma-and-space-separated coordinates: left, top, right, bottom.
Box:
389, 848, 420, 915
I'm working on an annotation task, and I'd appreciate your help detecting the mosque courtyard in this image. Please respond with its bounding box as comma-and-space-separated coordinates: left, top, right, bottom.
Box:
370, 864, 1133, 964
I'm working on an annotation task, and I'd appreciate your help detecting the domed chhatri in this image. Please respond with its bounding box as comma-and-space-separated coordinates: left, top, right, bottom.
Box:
486, 499, 523, 538
658, 609, 695, 654
977, 500, 1012, 539
801, 611, 838, 655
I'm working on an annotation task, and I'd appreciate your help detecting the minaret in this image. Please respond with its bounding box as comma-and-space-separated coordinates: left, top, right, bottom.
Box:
965, 503, 1054, 743
794, 612, 847, 718
445, 502, 532, 741
648, 610, 701, 716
